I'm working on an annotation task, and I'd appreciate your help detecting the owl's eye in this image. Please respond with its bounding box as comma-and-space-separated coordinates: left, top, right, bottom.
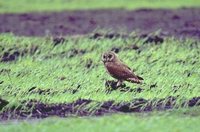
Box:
103, 55, 106, 59
108, 54, 113, 59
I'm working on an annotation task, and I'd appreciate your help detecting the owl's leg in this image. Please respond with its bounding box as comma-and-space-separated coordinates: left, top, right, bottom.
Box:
116, 80, 123, 87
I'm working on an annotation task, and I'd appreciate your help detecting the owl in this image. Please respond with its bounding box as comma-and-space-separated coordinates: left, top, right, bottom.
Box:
102, 51, 143, 87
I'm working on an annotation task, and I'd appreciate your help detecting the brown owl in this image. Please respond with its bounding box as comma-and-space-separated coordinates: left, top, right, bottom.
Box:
102, 51, 143, 87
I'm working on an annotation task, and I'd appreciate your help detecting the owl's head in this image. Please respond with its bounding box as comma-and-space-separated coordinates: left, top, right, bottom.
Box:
102, 51, 118, 63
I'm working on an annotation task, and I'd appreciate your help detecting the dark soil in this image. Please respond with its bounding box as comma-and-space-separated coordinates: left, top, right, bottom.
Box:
0, 97, 200, 120
0, 45, 38, 62
0, 8, 200, 38
0, 98, 9, 111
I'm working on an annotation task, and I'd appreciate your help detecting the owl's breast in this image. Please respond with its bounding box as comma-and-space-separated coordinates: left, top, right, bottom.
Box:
105, 62, 127, 79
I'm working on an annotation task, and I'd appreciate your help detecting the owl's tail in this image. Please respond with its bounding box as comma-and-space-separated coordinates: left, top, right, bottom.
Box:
127, 76, 143, 84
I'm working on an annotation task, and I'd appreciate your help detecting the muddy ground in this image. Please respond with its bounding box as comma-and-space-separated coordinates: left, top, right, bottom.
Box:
0, 8, 200, 38
0, 97, 200, 120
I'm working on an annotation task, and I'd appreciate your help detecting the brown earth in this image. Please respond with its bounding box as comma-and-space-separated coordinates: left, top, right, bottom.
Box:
0, 97, 200, 120
0, 8, 200, 38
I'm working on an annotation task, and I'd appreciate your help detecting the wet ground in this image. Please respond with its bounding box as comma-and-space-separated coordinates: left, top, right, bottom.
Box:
0, 97, 200, 120
0, 8, 200, 38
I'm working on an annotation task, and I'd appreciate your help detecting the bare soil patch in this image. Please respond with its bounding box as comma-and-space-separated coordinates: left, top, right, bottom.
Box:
0, 8, 200, 38
0, 97, 200, 120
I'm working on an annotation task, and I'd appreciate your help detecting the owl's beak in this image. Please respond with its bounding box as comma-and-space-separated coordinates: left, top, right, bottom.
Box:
102, 59, 106, 63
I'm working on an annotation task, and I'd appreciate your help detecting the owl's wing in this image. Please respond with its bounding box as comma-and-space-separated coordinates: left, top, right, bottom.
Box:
120, 64, 138, 77
119, 63, 144, 83
106, 61, 143, 83
121, 63, 132, 71
110, 62, 137, 78
121, 62, 144, 80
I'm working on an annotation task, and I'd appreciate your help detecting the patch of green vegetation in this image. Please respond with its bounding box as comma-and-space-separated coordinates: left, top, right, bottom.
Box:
1, 107, 200, 132
0, 0, 199, 13
0, 33, 199, 110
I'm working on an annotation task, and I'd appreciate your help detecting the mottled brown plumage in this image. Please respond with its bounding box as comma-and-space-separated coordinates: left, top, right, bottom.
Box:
102, 51, 143, 86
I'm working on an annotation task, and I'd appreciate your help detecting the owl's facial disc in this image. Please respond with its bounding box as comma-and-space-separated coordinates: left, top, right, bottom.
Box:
107, 53, 114, 62
102, 54, 107, 63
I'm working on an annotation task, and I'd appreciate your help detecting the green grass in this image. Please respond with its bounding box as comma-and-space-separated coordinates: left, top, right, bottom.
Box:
0, 0, 200, 13
0, 33, 200, 131
1, 107, 200, 132
0, 33, 199, 109
0, 0, 200, 130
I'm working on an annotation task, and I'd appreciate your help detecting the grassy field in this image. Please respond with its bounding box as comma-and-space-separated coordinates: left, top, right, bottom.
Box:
0, 0, 200, 131
0, 22, 200, 132
0, 0, 200, 13
1, 107, 200, 132
0, 33, 199, 110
